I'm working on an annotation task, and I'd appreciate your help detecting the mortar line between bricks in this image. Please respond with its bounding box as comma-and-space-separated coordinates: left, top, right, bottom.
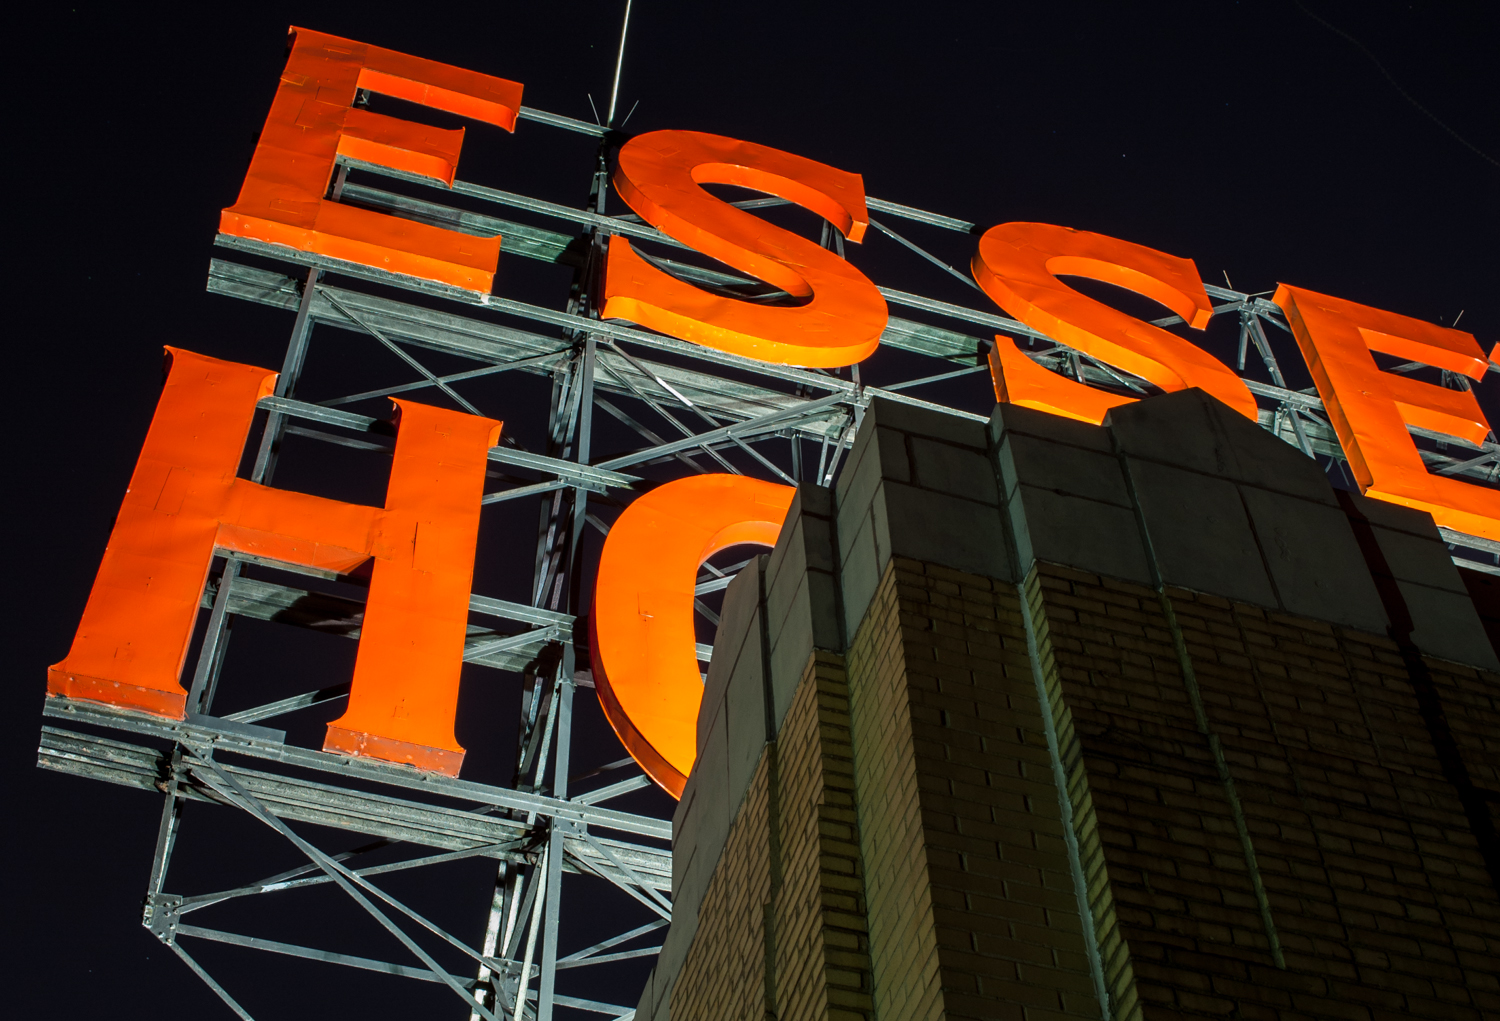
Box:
757, 559, 783, 1019
1112, 439, 1288, 971
764, 742, 781, 1018
994, 418, 1114, 1018
1018, 566, 1114, 1020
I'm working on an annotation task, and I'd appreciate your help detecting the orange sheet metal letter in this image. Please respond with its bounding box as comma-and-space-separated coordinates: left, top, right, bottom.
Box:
48, 348, 500, 775
591, 475, 795, 797
1275, 284, 1498, 540
602, 130, 887, 368
220, 26, 523, 293
987, 335, 1137, 424
973, 222, 1257, 423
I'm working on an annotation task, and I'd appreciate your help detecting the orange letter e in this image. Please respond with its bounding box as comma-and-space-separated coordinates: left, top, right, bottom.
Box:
220, 26, 523, 293
1275, 283, 1498, 541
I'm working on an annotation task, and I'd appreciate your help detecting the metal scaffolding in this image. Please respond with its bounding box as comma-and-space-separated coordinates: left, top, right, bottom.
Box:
35, 40, 1500, 1021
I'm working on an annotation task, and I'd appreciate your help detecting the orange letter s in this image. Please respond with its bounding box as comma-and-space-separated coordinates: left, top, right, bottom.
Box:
602, 130, 887, 368
975, 223, 1257, 423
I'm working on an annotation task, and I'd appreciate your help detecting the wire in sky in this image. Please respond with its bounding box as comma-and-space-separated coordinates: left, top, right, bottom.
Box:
1296, 2, 1499, 171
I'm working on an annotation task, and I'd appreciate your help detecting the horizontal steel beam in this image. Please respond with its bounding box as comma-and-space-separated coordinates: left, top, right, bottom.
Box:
329, 165, 1251, 348
517, 105, 606, 137
216, 232, 488, 306
258, 396, 384, 433
469, 594, 573, 630
339, 183, 574, 265
866, 196, 974, 233
199, 573, 556, 674
596, 391, 850, 471
1440, 527, 1500, 557
256, 394, 641, 490
573, 775, 651, 805
331, 159, 1290, 330
346, 182, 989, 356
40, 700, 673, 841
487, 446, 640, 491
327, 182, 995, 366
40, 726, 671, 890
217, 259, 983, 443
344, 155, 973, 251
208, 261, 844, 439
177, 925, 474, 987
223, 684, 349, 725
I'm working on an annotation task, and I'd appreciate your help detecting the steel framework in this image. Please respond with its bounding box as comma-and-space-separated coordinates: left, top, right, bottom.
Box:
36, 25, 1500, 1021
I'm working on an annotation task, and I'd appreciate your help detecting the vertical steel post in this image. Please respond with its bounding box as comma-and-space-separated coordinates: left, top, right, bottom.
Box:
252, 265, 322, 485
484, 80, 618, 1016
470, 860, 514, 1021
148, 264, 324, 916
146, 751, 185, 899
1243, 308, 1315, 458
186, 567, 236, 714
536, 649, 575, 1021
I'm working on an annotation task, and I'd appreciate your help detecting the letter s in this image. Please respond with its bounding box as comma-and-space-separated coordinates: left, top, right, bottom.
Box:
602, 130, 888, 369
973, 222, 1257, 422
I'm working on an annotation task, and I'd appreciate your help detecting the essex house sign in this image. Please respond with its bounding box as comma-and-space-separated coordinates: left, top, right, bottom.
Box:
47, 27, 1499, 796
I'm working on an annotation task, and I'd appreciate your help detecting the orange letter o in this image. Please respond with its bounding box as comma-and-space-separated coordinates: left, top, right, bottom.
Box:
591, 474, 795, 797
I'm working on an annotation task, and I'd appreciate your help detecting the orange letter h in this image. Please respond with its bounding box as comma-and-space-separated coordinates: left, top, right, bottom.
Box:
48, 348, 500, 775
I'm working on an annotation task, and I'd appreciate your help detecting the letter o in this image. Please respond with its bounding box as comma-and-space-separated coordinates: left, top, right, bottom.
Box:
591, 474, 795, 797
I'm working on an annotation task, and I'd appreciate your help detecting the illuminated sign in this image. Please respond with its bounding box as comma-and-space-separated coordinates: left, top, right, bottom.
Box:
220, 27, 523, 292
1275, 285, 1492, 539
974, 222, 1255, 422
591, 475, 794, 797
49, 27, 1498, 795
602, 130, 886, 368
48, 348, 500, 775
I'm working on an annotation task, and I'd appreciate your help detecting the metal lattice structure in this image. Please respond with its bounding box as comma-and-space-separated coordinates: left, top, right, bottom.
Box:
36, 21, 1500, 1021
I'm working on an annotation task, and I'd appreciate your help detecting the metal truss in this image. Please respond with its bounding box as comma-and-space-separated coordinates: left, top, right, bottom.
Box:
37, 62, 1500, 1021
208, 153, 1500, 558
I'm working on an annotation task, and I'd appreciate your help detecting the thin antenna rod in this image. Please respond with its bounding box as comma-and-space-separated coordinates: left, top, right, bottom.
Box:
605, 0, 633, 126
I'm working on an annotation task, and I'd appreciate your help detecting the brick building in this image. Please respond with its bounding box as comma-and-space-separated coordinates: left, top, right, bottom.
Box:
632, 390, 1500, 1021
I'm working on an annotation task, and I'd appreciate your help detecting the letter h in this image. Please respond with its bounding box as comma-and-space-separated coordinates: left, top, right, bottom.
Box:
48, 347, 500, 775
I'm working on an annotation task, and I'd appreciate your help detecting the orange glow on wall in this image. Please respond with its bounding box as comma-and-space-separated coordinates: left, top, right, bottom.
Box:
601, 130, 887, 368
1275, 284, 1499, 541
987, 334, 1137, 424
973, 222, 1257, 423
47, 348, 500, 775
219, 27, 523, 294
590, 474, 795, 798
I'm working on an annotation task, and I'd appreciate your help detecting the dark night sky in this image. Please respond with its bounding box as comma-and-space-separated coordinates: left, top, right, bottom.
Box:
9, 1, 1497, 1016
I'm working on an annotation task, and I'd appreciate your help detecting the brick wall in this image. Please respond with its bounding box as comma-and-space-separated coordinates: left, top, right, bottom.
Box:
635, 389, 1500, 1021
660, 648, 874, 1021
844, 555, 944, 1021
847, 557, 1105, 1021
668, 749, 772, 1021
772, 652, 872, 1021
1026, 568, 1145, 1021
1030, 561, 1500, 1019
